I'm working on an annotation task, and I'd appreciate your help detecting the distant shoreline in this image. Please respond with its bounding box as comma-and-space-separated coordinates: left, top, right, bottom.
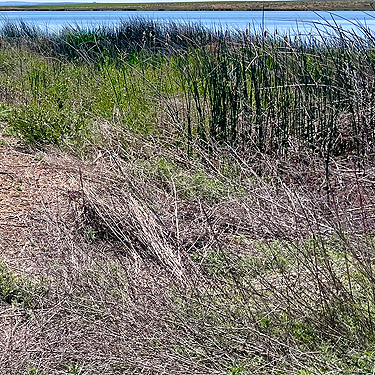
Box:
0, 0, 374, 12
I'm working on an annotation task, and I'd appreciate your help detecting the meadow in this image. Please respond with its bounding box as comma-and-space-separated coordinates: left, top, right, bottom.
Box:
1, 19, 375, 374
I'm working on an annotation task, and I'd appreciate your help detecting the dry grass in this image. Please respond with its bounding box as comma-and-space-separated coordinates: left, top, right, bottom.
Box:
0, 140, 204, 374
2, 132, 375, 374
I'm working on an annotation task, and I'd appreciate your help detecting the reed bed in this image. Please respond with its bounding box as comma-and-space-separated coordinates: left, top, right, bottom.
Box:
1, 18, 375, 166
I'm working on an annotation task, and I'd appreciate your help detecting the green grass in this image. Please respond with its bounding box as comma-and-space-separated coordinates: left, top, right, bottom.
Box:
1, 49, 166, 148
2, 20, 375, 164
0, 262, 44, 309
0, 21, 371, 191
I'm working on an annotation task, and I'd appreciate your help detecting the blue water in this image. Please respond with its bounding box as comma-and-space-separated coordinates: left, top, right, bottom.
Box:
0, 10, 374, 35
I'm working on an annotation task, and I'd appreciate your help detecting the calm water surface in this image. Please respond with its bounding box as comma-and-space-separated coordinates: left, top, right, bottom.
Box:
0, 10, 374, 35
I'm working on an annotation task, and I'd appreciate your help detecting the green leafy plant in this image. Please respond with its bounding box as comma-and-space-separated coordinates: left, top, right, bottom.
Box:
27, 368, 43, 375
10, 102, 86, 145
0, 262, 44, 309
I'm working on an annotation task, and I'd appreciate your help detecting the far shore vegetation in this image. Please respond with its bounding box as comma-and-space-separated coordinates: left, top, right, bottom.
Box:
1, 0, 375, 11
1, 17, 375, 375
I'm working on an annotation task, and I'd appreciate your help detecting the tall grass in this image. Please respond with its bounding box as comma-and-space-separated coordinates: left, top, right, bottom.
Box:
178, 30, 375, 160
1, 18, 375, 162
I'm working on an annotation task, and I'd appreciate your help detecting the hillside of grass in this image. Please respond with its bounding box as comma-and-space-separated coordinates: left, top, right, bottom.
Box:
1, 19, 375, 375
1, 0, 374, 11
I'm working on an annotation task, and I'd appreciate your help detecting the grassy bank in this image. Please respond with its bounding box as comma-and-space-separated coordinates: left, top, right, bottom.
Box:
1, 20, 375, 374
1, 0, 375, 11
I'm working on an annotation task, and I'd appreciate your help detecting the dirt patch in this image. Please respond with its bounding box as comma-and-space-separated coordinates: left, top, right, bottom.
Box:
0, 144, 85, 272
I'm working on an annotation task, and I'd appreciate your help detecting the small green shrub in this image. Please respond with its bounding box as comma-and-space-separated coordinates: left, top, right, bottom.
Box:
27, 368, 43, 375
84, 228, 97, 243
9, 103, 86, 145
67, 363, 82, 375
229, 365, 245, 375
0, 102, 11, 121
0, 262, 43, 309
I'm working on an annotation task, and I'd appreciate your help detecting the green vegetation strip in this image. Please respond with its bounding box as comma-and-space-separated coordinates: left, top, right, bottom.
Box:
1, 19, 373, 162
1, 0, 375, 11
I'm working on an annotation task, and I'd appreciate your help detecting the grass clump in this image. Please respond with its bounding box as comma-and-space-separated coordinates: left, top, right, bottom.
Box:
10, 102, 86, 145
0, 262, 43, 309
143, 156, 244, 202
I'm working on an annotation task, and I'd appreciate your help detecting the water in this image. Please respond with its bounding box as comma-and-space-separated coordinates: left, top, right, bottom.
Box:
0, 10, 374, 35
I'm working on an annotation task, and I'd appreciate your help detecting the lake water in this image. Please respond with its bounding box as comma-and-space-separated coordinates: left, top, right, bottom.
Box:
0, 10, 374, 35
